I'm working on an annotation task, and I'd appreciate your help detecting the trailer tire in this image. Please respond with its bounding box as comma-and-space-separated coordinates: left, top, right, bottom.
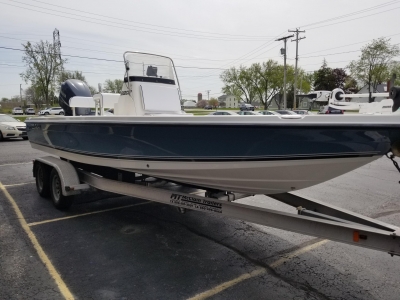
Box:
35, 162, 50, 198
50, 168, 74, 210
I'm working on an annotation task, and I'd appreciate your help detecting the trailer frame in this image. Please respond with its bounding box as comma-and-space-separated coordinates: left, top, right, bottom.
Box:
33, 156, 400, 257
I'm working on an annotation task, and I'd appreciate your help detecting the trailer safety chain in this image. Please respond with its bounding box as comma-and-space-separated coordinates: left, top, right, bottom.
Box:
385, 151, 400, 183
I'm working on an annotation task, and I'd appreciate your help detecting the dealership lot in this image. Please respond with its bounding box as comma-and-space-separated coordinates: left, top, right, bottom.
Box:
1, 139, 400, 299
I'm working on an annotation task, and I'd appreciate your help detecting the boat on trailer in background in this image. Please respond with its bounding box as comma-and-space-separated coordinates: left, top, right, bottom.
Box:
25, 51, 400, 257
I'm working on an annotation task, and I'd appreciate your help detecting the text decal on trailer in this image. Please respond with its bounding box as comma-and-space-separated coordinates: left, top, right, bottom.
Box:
170, 193, 222, 213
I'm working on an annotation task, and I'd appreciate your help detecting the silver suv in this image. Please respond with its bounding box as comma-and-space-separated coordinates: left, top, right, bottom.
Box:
12, 107, 23, 115
40, 107, 65, 115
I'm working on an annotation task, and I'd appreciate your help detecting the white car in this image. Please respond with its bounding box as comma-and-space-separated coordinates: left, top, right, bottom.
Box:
12, 107, 23, 115
39, 107, 65, 115
0, 114, 28, 140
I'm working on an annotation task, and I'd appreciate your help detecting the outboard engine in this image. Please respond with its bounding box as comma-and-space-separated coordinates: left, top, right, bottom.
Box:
59, 79, 92, 116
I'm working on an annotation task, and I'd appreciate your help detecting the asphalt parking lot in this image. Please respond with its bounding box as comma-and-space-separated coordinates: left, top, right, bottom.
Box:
1, 139, 400, 300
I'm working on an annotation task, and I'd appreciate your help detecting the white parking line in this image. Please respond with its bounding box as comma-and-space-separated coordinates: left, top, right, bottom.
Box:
187, 240, 328, 300
0, 182, 75, 300
3, 181, 35, 187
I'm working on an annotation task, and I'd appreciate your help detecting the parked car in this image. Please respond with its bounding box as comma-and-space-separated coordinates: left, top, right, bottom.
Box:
12, 107, 23, 115
239, 103, 255, 111
39, 107, 65, 115
25, 108, 35, 115
318, 106, 344, 114
293, 110, 313, 115
204, 105, 213, 110
236, 111, 258, 115
38, 107, 50, 115
0, 114, 28, 140
275, 110, 297, 115
207, 111, 237, 116
257, 110, 280, 115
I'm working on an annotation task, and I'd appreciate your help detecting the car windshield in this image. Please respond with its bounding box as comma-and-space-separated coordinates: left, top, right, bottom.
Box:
0, 115, 19, 122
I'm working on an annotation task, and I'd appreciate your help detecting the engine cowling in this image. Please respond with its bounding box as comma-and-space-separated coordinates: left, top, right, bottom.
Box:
59, 79, 92, 116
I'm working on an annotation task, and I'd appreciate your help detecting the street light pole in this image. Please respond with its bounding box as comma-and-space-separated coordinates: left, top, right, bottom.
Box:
276, 35, 293, 109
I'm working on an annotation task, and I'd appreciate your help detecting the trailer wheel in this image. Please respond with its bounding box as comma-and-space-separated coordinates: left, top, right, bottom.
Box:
50, 168, 74, 210
35, 162, 50, 197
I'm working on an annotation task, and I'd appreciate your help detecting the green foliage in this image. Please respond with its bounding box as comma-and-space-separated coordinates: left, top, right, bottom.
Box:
313, 59, 336, 90
347, 37, 400, 102
24, 85, 44, 109
208, 98, 219, 108
20, 40, 66, 106
58, 70, 87, 85
220, 60, 312, 109
88, 85, 98, 95
103, 79, 123, 93
220, 66, 257, 104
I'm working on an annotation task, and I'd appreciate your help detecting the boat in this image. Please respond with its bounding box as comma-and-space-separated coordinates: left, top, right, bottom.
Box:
25, 52, 400, 195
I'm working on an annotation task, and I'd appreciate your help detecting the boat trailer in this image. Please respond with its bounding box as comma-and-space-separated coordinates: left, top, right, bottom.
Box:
33, 156, 400, 257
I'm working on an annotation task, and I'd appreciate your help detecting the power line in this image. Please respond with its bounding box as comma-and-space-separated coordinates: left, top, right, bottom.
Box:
306, 5, 400, 31
31, 0, 274, 39
298, 0, 399, 29
0, 46, 230, 70
1, 1, 273, 42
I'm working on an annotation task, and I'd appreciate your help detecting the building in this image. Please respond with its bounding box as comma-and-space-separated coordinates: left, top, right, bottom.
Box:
197, 93, 202, 101
183, 100, 196, 108
218, 94, 239, 108
354, 84, 388, 103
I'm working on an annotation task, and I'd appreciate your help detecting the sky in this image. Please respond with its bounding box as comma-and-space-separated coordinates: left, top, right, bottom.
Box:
1, 0, 400, 100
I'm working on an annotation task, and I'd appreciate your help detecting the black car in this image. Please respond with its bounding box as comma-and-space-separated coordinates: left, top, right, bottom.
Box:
204, 105, 213, 110
318, 106, 344, 114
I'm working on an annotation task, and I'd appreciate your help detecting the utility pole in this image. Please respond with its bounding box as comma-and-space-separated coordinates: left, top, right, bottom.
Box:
206, 90, 211, 101
20, 84, 23, 105
289, 28, 305, 109
98, 83, 102, 93
276, 35, 293, 109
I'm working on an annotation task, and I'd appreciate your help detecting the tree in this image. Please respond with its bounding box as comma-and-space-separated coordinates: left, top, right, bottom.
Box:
88, 86, 98, 95
103, 79, 123, 93
196, 100, 208, 108
20, 40, 66, 106
313, 59, 336, 91
58, 70, 87, 86
343, 77, 359, 94
347, 38, 400, 102
221, 85, 244, 102
274, 64, 296, 109
220, 66, 257, 104
25, 85, 44, 108
208, 98, 219, 108
249, 60, 299, 109
1, 97, 9, 102
219, 102, 226, 107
